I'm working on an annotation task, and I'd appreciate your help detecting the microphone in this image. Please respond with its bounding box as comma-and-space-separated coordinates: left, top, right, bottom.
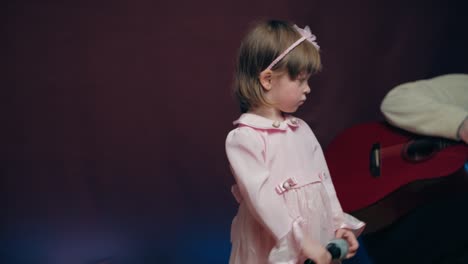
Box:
304, 239, 349, 264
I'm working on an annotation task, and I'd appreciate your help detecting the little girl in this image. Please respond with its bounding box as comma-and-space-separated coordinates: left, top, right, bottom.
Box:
225, 20, 365, 264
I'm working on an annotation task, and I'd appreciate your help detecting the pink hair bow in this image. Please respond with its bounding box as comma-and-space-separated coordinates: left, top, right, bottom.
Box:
293, 25, 320, 50
264, 25, 320, 70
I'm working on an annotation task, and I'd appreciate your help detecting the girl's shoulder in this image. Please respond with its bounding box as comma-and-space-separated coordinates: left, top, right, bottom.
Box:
226, 124, 264, 147
225, 113, 270, 149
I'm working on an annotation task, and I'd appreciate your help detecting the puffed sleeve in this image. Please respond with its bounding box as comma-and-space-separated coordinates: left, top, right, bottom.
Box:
226, 127, 297, 241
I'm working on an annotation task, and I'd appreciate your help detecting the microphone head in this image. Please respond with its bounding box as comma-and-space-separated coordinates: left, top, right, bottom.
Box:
326, 239, 349, 260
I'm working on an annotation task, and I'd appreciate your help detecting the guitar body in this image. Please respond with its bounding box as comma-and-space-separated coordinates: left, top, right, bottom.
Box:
325, 122, 468, 233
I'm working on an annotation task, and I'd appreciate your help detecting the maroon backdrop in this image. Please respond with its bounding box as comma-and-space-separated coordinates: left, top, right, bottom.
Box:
3, 0, 468, 263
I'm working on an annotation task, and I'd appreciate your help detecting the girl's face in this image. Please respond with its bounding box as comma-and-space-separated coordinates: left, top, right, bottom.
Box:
269, 72, 311, 113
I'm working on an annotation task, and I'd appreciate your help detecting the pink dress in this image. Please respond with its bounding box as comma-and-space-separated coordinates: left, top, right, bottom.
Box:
225, 113, 365, 264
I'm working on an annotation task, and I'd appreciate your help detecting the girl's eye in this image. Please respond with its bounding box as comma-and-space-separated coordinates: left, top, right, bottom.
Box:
297, 73, 311, 83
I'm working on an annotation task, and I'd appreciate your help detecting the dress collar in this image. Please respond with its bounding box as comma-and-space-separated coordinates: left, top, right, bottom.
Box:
233, 113, 300, 131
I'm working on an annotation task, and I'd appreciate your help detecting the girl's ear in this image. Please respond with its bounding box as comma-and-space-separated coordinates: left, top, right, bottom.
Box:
259, 70, 273, 90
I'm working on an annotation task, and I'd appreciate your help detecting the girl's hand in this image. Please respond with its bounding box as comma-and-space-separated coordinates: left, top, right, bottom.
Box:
301, 237, 332, 264
335, 228, 359, 258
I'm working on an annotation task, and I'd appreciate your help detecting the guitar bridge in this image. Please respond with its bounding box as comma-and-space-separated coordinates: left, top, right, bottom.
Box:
370, 143, 381, 177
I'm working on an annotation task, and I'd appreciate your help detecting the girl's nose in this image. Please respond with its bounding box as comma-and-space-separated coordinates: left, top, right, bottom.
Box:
304, 84, 311, 94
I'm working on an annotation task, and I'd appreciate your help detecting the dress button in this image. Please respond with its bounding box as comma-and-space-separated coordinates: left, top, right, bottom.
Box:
291, 118, 298, 124
272, 121, 281, 128
282, 181, 290, 189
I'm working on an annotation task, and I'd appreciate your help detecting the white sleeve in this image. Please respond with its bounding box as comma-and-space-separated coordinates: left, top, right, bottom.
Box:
380, 74, 468, 140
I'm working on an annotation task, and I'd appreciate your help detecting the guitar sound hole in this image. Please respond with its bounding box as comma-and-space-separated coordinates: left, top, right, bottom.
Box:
402, 138, 439, 162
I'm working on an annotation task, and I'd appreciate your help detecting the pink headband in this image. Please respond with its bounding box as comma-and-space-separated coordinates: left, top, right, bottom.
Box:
264, 25, 319, 71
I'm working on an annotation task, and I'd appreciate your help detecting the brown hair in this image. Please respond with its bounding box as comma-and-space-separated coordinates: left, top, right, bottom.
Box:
233, 20, 322, 113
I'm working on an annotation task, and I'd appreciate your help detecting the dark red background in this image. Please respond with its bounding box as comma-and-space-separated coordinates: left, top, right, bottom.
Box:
3, 0, 468, 263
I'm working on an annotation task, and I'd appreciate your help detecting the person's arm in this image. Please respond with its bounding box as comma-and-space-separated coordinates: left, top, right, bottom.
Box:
318, 159, 366, 239
380, 75, 468, 141
226, 127, 297, 241
227, 127, 331, 263
298, 122, 365, 242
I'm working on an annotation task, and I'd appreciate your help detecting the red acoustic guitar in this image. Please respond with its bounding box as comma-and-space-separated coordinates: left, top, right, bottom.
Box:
325, 122, 468, 233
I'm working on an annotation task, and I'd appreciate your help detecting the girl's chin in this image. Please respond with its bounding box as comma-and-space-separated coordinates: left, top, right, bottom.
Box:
283, 108, 299, 114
